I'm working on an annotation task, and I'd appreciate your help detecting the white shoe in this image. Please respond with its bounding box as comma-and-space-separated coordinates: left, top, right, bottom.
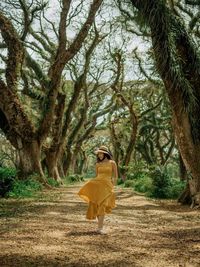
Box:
96, 228, 107, 235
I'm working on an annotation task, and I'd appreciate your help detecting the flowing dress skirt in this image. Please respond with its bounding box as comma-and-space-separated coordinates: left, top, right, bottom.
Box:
78, 162, 116, 219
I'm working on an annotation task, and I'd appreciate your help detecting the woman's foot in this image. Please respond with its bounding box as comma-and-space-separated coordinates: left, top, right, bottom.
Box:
96, 228, 107, 235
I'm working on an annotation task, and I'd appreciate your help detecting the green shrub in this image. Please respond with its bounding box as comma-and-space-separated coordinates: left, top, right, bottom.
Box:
47, 178, 60, 187
8, 178, 42, 198
124, 179, 135, 188
167, 178, 186, 199
126, 161, 148, 180
66, 174, 84, 183
126, 173, 135, 180
147, 166, 185, 199
134, 175, 153, 193
123, 163, 185, 199
117, 177, 124, 185
0, 167, 17, 197
148, 166, 171, 198
122, 161, 153, 193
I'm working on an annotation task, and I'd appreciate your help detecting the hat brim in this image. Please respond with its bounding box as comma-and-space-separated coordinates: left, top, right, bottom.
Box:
95, 149, 112, 157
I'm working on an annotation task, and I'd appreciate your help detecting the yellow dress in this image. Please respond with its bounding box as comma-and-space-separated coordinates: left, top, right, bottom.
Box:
78, 161, 116, 220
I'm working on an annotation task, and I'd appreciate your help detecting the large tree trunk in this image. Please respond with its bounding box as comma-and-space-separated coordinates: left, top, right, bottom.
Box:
179, 153, 188, 181
45, 151, 63, 183
178, 182, 191, 205
44, 93, 65, 181
63, 148, 72, 176
172, 111, 200, 192
17, 138, 47, 182
78, 150, 87, 175
57, 161, 65, 179
72, 148, 86, 174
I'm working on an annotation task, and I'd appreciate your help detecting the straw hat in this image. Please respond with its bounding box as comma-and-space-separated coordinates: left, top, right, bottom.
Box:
95, 145, 113, 157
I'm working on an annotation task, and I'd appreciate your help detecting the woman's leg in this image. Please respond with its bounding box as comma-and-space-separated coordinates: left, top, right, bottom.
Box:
97, 215, 105, 230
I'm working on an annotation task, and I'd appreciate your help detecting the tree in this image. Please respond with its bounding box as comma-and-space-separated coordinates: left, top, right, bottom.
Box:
109, 50, 138, 177
0, 0, 103, 180
44, 23, 106, 180
135, 83, 175, 166
124, 0, 200, 200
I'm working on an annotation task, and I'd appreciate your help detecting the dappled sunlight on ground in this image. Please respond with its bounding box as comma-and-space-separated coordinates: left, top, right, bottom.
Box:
0, 183, 200, 266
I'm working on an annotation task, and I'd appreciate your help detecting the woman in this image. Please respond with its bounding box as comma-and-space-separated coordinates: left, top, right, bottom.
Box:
78, 145, 118, 234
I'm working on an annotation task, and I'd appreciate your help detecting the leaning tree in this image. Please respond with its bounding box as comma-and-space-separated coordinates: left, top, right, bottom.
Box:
118, 0, 200, 201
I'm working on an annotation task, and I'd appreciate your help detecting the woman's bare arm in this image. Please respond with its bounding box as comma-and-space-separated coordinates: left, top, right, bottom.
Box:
111, 160, 118, 185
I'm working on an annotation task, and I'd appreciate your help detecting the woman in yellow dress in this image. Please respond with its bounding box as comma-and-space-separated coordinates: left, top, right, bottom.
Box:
78, 145, 118, 234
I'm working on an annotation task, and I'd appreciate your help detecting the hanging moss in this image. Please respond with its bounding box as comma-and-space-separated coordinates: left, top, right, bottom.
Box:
129, 0, 200, 142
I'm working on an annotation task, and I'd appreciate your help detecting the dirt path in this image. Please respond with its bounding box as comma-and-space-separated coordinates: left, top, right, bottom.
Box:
0, 183, 200, 267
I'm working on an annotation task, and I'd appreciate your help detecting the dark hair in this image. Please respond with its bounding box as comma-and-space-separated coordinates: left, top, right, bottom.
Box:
96, 153, 111, 163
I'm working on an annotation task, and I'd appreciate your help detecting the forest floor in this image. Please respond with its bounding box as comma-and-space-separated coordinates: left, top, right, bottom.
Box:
0, 182, 200, 267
